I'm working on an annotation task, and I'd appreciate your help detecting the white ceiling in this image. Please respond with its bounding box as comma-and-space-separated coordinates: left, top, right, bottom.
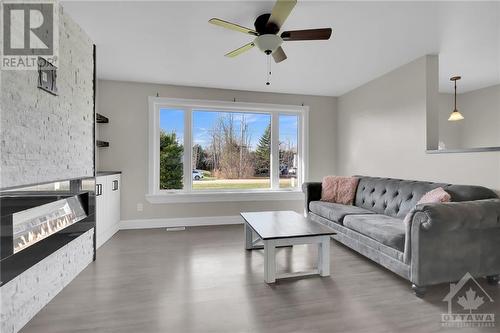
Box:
62, 1, 499, 96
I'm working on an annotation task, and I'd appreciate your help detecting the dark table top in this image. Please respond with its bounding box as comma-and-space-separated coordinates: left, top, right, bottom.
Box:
240, 211, 335, 240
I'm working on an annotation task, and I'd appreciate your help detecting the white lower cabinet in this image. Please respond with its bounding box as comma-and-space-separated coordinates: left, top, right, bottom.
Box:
96, 173, 121, 248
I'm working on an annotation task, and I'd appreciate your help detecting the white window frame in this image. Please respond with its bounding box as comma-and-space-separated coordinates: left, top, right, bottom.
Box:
147, 97, 308, 203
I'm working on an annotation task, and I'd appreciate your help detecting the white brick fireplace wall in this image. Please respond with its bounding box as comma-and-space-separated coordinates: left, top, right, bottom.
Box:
0, 4, 96, 332
0, 5, 94, 189
0, 229, 94, 333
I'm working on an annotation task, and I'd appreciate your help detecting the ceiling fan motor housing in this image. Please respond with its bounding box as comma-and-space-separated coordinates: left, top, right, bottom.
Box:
209, 0, 332, 62
254, 34, 283, 54
254, 13, 279, 35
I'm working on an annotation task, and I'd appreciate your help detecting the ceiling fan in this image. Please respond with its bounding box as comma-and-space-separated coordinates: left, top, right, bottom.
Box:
209, 0, 332, 64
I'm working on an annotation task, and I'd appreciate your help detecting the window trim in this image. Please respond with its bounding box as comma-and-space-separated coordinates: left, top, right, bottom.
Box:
147, 97, 308, 203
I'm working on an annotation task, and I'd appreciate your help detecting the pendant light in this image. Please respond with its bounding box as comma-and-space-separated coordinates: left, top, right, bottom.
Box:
448, 76, 464, 121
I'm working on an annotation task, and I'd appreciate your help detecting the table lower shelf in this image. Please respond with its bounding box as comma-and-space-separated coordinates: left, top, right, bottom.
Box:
244, 222, 331, 283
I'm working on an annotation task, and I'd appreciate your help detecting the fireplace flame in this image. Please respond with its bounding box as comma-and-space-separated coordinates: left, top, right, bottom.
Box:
14, 213, 77, 253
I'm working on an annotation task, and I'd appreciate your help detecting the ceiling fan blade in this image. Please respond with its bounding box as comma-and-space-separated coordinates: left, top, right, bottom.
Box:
268, 0, 297, 29
272, 46, 287, 63
281, 28, 332, 41
209, 18, 258, 36
225, 42, 255, 58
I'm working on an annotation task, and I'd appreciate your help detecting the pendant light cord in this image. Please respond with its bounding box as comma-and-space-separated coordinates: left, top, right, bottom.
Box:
454, 79, 457, 110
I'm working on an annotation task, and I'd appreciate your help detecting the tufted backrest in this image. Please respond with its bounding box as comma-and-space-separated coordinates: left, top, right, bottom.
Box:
353, 176, 498, 219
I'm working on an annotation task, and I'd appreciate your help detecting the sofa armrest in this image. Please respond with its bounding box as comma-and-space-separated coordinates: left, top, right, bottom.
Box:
408, 199, 500, 286
302, 182, 322, 214
414, 199, 500, 232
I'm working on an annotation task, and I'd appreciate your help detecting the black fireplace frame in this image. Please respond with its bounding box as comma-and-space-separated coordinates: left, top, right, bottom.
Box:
0, 178, 96, 286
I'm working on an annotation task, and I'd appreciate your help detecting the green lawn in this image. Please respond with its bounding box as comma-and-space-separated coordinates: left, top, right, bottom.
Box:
192, 178, 294, 190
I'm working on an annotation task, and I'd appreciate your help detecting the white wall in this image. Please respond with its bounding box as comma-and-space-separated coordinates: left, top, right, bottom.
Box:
438, 85, 500, 149
97, 80, 337, 221
336, 56, 500, 193
0, 6, 94, 189
458, 84, 500, 148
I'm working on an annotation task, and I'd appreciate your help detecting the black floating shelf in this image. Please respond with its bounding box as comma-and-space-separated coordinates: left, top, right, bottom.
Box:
96, 113, 109, 123
96, 140, 109, 148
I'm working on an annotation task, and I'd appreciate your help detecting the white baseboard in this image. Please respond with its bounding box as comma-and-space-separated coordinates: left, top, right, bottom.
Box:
120, 215, 244, 230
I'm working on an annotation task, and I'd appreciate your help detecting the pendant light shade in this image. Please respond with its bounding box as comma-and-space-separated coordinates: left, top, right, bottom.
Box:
448, 76, 464, 122
448, 110, 464, 121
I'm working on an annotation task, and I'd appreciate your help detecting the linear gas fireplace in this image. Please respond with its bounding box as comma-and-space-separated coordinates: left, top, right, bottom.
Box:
0, 178, 96, 286
12, 196, 87, 254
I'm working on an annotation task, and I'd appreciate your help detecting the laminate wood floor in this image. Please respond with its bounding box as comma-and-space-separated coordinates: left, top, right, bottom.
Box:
21, 225, 500, 333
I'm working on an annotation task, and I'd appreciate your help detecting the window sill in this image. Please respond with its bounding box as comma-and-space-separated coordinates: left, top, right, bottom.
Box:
145, 190, 304, 204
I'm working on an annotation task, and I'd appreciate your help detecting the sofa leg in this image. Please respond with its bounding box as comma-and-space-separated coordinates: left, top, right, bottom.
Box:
487, 275, 499, 285
412, 284, 426, 298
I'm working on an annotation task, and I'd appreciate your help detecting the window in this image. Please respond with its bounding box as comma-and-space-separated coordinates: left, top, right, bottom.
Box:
279, 114, 299, 189
192, 110, 271, 191
148, 98, 308, 203
159, 109, 184, 190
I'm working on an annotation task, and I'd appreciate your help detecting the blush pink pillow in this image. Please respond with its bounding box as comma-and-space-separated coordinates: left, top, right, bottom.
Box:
417, 187, 451, 205
403, 187, 451, 225
321, 176, 338, 202
321, 176, 359, 205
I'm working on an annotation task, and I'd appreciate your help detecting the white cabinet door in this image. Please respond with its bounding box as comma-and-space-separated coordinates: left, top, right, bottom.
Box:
109, 174, 121, 228
96, 174, 120, 248
95, 176, 107, 248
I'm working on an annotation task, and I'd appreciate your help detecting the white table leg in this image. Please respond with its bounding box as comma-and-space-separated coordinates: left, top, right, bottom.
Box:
244, 222, 253, 250
264, 239, 276, 283
318, 236, 330, 277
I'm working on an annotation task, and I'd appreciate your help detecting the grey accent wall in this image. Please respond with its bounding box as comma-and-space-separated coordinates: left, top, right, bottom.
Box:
0, 6, 94, 189
97, 80, 337, 221
336, 56, 500, 193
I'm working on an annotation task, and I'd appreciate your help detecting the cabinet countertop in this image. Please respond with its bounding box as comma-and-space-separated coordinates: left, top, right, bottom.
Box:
96, 171, 122, 177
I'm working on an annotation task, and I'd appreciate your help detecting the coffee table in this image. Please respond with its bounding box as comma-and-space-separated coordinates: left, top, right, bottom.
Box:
240, 211, 335, 283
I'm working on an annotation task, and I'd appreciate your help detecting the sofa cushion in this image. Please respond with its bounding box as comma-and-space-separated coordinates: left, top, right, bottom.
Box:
310, 213, 405, 263
309, 201, 375, 224
343, 214, 405, 252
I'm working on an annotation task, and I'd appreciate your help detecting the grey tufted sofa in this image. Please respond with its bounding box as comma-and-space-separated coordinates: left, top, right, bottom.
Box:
303, 176, 500, 296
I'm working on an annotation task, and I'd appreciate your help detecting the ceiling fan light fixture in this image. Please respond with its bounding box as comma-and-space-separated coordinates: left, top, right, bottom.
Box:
210, 0, 332, 64
254, 34, 283, 54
